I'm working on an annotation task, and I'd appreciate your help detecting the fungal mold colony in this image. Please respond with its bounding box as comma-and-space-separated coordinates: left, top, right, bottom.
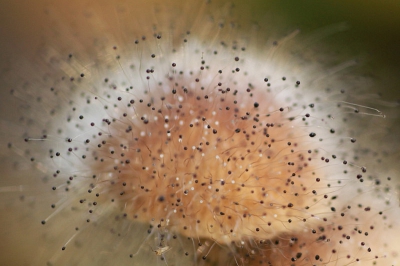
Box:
0, 0, 399, 265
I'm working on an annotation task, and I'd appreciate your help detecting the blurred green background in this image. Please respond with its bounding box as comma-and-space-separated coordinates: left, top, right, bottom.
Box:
257, 1, 400, 98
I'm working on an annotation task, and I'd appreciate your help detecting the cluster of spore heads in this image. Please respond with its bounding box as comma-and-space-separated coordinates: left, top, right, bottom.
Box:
14, 9, 399, 266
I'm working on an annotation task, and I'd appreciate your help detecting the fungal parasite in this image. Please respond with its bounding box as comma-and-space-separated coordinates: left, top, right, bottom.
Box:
0, 0, 399, 265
